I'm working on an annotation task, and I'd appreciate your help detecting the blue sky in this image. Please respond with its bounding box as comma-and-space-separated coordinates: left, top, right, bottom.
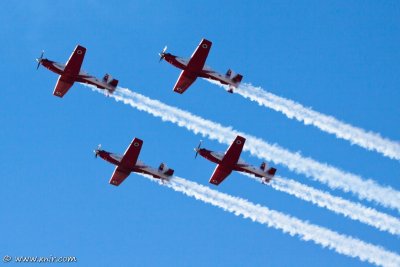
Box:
1, 1, 399, 266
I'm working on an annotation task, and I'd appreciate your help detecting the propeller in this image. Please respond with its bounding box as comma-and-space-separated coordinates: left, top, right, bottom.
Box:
94, 144, 102, 158
36, 50, 44, 70
194, 140, 203, 159
158, 46, 167, 62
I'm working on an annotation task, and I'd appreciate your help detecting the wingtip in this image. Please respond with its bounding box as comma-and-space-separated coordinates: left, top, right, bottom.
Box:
75, 44, 87, 52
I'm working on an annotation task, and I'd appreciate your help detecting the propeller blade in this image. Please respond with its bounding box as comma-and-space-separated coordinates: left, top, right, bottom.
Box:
36, 50, 44, 70
194, 140, 202, 159
197, 140, 202, 150
93, 144, 102, 158
158, 46, 167, 62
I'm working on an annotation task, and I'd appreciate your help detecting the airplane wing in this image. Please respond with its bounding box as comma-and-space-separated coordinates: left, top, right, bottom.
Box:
172, 39, 211, 94
53, 76, 73, 97
109, 166, 130, 186
64, 45, 86, 76
119, 138, 143, 169
209, 165, 232, 185
221, 136, 246, 166
52, 45, 86, 97
187, 39, 212, 71
108, 138, 143, 186
208, 136, 245, 185
173, 70, 197, 94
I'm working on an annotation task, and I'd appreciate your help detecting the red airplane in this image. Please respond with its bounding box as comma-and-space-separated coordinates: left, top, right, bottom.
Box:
159, 38, 243, 94
194, 136, 276, 185
36, 45, 118, 98
94, 138, 174, 186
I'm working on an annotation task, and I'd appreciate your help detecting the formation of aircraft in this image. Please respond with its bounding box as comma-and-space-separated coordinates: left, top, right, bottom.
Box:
36, 40, 277, 186
159, 38, 243, 94
94, 138, 174, 186
194, 136, 276, 185
36, 45, 118, 98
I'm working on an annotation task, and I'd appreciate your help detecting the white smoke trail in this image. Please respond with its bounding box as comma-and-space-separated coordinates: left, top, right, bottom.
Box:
87, 85, 400, 211
209, 80, 400, 161
143, 174, 400, 267
243, 173, 400, 235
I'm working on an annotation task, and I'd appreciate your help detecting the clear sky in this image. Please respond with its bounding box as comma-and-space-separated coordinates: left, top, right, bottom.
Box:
1, 1, 399, 266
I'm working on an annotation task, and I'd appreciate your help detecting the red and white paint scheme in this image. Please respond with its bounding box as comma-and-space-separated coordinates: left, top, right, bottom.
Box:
36, 45, 118, 98
159, 39, 243, 94
194, 136, 276, 186
94, 138, 174, 186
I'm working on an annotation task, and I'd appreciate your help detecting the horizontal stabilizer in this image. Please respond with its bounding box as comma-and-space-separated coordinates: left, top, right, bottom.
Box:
164, 168, 174, 176
226, 71, 243, 93
232, 73, 243, 84
159, 163, 174, 177
103, 73, 119, 88
267, 167, 277, 177
226, 69, 243, 85
109, 79, 118, 87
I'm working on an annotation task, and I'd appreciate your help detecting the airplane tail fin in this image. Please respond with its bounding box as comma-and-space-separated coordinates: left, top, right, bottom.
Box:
226, 69, 243, 84
260, 162, 277, 177
226, 69, 243, 93
159, 163, 174, 177
260, 162, 267, 171
103, 73, 119, 88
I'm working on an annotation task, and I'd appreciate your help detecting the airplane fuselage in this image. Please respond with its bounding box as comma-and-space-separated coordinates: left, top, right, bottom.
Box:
197, 148, 270, 179
96, 150, 168, 179
163, 53, 232, 86
40, 59, 92, 82
39, 59, 116, 92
